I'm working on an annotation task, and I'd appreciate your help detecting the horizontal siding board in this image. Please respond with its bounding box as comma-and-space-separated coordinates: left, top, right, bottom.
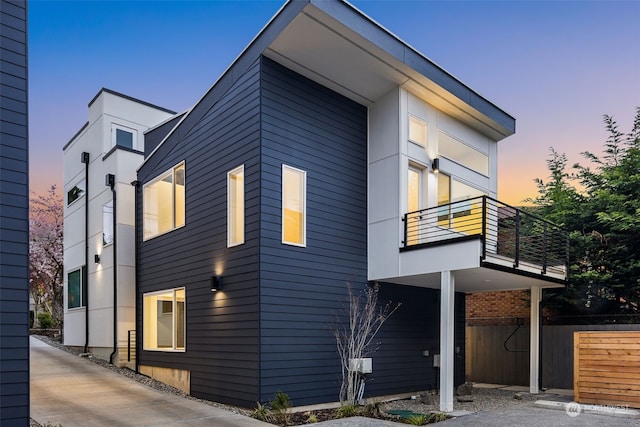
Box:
137, 57, 262, 407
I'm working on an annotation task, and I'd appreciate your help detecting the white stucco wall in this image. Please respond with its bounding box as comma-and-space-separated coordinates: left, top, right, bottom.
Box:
63, 90, 174, 355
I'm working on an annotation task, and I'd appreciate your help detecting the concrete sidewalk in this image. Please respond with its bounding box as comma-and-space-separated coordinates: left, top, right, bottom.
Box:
30, 337, 272, 427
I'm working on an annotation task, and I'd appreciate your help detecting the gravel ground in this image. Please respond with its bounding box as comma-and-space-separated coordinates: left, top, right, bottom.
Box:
382, 387, 565, 416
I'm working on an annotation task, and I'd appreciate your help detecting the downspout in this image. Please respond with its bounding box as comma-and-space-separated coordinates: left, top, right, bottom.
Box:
106, 174, 118, 365
81, 152, 90, 354
130, 180, 140, 373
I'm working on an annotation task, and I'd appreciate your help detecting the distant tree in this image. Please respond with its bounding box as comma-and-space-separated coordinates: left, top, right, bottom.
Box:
528, 108, 640, 318
30, 186, 64, 327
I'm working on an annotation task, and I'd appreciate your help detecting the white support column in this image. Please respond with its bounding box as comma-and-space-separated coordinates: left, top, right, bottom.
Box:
439, 270, 455, 412
530, 285, 541, 394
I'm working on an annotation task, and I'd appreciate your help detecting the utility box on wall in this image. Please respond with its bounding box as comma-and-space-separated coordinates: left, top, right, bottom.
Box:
349, 357, 373, 374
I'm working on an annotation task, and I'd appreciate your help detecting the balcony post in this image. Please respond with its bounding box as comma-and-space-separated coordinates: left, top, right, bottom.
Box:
530, 285, 541, 394
542, 223, 548, 274
481, 197, 487, 260
439, 270, 455, 412
514, 210, 520, 268
402, 214, 407, 248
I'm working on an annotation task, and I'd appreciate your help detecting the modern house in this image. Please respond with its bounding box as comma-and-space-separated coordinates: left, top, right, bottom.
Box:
132, 0, 568, 412
63, 89, 175, 364
0, 0, 29, 424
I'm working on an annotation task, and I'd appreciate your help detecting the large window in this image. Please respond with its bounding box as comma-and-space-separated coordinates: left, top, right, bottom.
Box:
67, 267, 86, 309
439, 131, 489, 176
227, 165, 244, 247
111, 124, 138, 151
438, 173, 486, 234
103, 200, 113, 246
67, 181, 85, 205
143, 288, 185, 351
143, 162, 185, 240
282, 165, 306, 246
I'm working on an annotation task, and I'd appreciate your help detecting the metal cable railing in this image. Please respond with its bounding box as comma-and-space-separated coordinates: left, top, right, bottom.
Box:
402, 196, 569, 278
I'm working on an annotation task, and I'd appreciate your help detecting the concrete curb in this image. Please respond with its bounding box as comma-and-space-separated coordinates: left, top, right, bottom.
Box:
535, 400, 640, 419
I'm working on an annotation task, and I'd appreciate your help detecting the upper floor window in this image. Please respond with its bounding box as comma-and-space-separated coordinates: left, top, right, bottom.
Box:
282, 165, 306, 247
112, 124, 139, 151
143, 162, 185, 240
438, 131, 488, 176
143, 287, 185, 351
67, 181, 85, 205
103, 200, 113, 246
67, 267, 86, 309
227, 165, 244, 247
409, 115, 427, 147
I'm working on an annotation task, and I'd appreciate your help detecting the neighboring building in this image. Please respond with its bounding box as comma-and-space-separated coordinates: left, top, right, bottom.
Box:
0, 0, 29, 424
63, 88, 175, 364
133, 0, 568, 412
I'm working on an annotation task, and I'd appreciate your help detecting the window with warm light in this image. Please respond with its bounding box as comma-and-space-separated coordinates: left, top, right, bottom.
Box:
438, 131, 488, 176
438, 172, 486, 234
143, 288, 185, 351
143, 162, 185, 240
407, 167, 422, 245
282, 165, 306, 246
103, 200, 113, 246
409, 115, 427, 147
227, 165, 244, 247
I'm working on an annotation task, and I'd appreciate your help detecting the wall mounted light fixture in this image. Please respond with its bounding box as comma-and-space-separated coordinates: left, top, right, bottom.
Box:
211, 276, 223, 292
431, 158, 440, 173
94, 254, 101, 264
105, 173, 115, 188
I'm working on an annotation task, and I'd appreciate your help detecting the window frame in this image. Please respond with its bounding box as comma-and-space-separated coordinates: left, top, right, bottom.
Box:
67, 266, 86, 310
111, 123, 139, 151
103, 199, 114, 246
227, 164, 245, 247
142, 287, 186, 352
438, 131, 489, 176
66, 180, 85, 206
142, 161, 186, 241
408, 115, 428, 148
281, 164, 307, 247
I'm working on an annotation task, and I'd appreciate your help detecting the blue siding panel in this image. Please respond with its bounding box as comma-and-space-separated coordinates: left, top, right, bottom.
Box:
137, 57, 262, 408
0, 1, 29, 424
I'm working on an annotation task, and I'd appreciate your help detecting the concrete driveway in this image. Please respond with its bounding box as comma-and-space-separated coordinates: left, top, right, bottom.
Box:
30, 337, 271, 427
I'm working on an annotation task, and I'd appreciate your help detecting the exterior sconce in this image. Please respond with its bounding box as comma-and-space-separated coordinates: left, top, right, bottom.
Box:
431, 158, 440, 173
105, 173, 115, 189
211, 276, 223, 292
94, 254, 101, 264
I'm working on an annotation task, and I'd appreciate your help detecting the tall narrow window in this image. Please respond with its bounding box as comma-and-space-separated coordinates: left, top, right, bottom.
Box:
282, 165, 306, 246
103, 200, 113, 246
143, 162, 185, 240
409, 115, 427, 147
143, 288, 185, 351
67, 267, 86, 309
227, 165, 244, 247
407, 167, 422, 245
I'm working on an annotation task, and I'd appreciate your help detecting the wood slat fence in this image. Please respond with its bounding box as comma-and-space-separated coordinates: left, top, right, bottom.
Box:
574, 331, 640, 408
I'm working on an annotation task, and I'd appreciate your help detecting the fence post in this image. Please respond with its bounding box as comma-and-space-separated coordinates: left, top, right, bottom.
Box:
514, 209, 520, 268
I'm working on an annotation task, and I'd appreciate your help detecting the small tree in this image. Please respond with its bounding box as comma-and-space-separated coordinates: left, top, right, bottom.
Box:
332, 283, 400, 405
29, 186, 64, 327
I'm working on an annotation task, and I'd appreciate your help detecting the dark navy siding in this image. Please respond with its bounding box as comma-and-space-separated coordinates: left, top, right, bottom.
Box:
258, 57, 369, 405
137, 57, 262, 408
0, 0, 29, 424
143, 112, 185, 158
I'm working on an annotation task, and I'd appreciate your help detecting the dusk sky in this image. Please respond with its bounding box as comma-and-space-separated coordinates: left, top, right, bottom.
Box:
29, 0, 639, 206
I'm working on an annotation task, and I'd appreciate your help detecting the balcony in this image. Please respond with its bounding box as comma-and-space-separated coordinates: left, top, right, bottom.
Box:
401, 196, 569, 284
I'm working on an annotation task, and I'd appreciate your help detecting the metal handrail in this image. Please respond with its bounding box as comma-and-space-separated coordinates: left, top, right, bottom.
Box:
402, 196, 569, 277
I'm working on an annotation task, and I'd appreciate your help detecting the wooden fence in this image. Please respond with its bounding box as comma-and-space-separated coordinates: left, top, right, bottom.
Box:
466, 324, 640, 389
574, 331, 640, 408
